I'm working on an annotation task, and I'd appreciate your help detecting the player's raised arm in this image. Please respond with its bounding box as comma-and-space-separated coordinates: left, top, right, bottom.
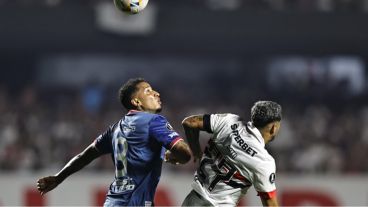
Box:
166, 140, 192, 164
37, 143, 103, 196
260, 195, 279, 207
182, 114, 209, 162
148, 115, 191, 165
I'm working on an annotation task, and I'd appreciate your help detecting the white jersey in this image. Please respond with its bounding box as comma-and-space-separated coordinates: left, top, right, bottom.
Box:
191, 114, 277, 206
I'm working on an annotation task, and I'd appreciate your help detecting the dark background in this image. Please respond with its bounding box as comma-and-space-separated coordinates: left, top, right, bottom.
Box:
1, 0, 368, 175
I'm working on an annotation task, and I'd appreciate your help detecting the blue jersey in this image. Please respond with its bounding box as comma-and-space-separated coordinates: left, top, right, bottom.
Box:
93, 110, 182, 206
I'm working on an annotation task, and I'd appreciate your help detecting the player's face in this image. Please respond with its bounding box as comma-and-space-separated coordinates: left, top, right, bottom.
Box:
133, 82, 162, 113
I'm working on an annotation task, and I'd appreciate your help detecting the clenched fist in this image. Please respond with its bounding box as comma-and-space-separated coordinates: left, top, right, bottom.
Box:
37, 176, 60, 196
164, 150, 180, 165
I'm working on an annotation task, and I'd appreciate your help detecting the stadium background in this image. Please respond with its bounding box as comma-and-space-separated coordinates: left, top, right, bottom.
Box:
1, 0, 368, 205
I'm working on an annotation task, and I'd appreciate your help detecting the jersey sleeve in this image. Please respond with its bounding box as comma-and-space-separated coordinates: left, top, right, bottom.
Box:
149, 115, 183, 150
209, 114, 239, 135
93, 125, 114, 154
253, 160, 277, 198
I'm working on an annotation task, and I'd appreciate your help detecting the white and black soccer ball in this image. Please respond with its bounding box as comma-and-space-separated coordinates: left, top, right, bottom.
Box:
113, 0, 149, 14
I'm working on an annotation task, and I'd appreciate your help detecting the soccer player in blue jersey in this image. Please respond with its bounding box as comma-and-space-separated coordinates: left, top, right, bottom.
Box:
37, 78, 192, 206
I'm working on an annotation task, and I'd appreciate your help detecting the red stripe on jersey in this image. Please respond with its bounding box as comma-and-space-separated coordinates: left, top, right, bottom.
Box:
258, 190, 277, 199
233, 172, 250, 182
127, 110, 140, 114
169, 137, 183, 150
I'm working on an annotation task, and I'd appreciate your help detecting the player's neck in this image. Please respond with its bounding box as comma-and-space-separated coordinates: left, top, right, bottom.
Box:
258, 128, 271, 144
135, 106, 160, 114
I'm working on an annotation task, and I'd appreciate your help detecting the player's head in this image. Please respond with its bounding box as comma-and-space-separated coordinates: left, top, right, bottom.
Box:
251, 101, 282, 143
119, 78, 162, 113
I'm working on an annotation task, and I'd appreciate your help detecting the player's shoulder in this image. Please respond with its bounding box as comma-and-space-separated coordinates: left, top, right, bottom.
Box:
256, 152, 276, 169
124, 111, 162, 126
151, 114, 168, 121
210, 113, 243, 133
147, 114, 171, 127
132, 111, 161, 119
211, 113, 241, 121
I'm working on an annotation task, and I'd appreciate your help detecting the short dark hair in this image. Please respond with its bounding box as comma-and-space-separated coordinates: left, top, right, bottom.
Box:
251, 101, 282, 128
119, 78, 146, 110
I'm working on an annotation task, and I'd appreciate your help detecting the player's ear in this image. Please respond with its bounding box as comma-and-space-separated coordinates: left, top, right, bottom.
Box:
269, 123, 276, 135
131, 98, 140, 107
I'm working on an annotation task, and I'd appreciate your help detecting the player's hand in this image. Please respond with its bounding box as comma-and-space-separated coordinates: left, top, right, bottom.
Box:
164, 150, 179, 165
37, 176, 60, 196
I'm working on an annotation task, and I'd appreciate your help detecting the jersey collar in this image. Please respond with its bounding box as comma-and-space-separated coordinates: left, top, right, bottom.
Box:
127, 110, 141, 115
246, 122, 265, 147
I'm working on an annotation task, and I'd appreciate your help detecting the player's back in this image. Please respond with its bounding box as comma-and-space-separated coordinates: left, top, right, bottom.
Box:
95, 110, 166, 206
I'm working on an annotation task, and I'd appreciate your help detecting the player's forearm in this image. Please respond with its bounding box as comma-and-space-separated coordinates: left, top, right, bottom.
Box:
182, 115, 204, 157
261, 197, 279, 207
183, 125, 202, 157
55, 145, 100, 184
170, 141, 192, 164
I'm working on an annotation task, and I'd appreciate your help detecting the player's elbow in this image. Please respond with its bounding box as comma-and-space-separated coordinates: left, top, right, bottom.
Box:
182, 116, 200, 129
177, 151, 191, 164
172, 142, 192, 164
181, 117, 192, 127
177, 145, 192, 164
180, 149, 192, 164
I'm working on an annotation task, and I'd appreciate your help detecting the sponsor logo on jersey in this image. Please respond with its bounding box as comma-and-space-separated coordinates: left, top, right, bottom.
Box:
123, 125, 136, 133
231, 124, 258, 157
166, 123, 174, 131
168, 132, 179, 138
112, 177, 135, 193
269, 173, 276, 184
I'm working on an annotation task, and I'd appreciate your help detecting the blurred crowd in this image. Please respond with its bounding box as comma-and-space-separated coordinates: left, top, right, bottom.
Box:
0, 84, 122, 172
208, 0, 368, 12
270, 104, 368, 174
2, 0, 368, 13
1, 80, 368, 175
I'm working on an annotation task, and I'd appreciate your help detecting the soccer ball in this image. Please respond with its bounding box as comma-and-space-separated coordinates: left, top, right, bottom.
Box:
113, 0, 149, 14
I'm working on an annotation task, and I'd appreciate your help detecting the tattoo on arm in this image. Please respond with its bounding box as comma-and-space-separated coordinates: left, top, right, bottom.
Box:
182, 115, 204, 130
182, 115, 204, 159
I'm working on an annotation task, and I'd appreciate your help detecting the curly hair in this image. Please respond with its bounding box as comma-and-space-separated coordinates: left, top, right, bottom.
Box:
251, 101, 282, 128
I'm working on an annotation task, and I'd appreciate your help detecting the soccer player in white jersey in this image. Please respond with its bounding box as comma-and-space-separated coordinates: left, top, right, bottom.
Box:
181, 101, 282, 207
